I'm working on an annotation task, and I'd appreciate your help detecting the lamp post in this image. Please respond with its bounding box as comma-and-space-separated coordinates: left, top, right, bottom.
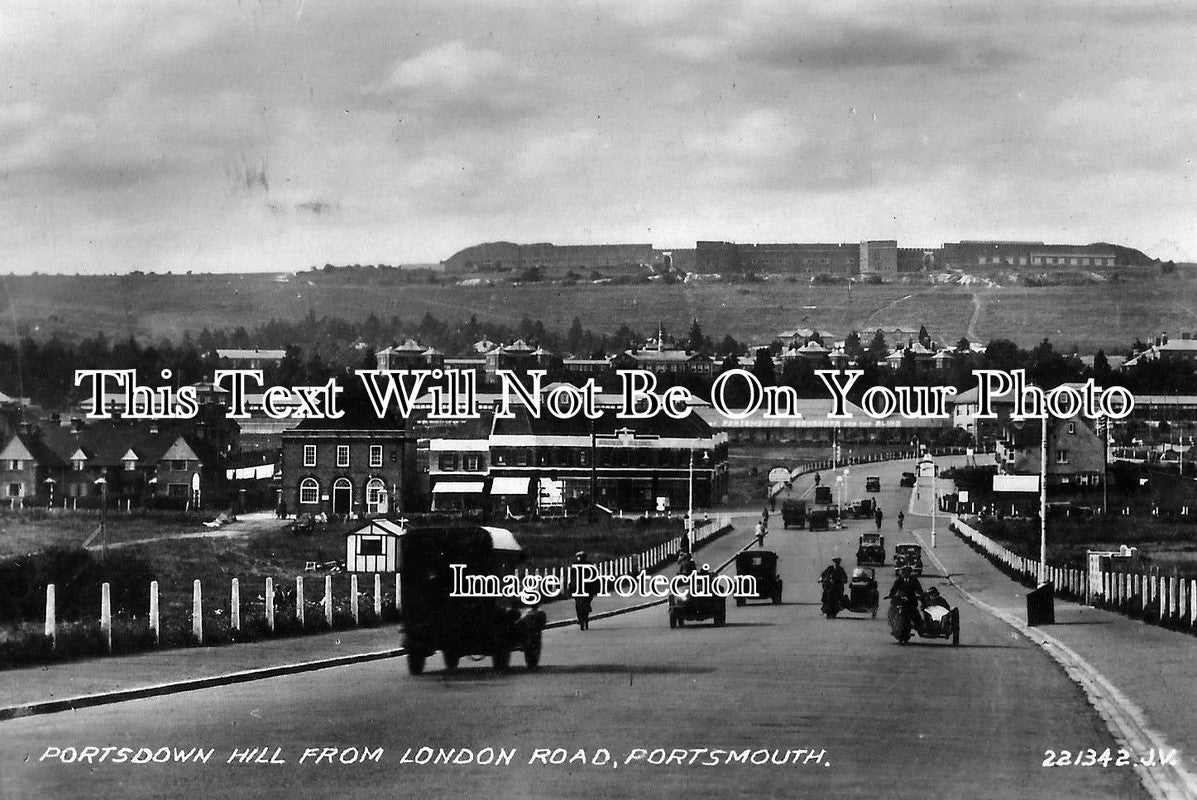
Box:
835, 469, 848, 529
687, 448, 710, 551
1039, 413, 1048, 584
930, 458, 938, 548
95, 477, 109, 565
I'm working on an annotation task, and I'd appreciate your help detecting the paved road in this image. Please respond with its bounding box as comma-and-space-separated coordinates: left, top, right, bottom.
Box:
1, 459, 1148, 800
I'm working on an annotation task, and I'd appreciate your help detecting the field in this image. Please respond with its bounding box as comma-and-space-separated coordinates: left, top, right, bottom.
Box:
977, 516, 1197, 574
3, 270, 1197, 352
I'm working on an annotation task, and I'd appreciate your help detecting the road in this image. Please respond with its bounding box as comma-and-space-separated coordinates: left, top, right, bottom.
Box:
1, 459, 1148, 800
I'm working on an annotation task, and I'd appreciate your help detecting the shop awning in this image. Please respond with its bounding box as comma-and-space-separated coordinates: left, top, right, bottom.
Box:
431, 481, 485, 494
490, 476, 531, 495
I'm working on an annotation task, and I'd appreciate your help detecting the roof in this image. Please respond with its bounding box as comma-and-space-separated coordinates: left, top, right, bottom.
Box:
492, 406, 714, 440
6, 422, 213, 468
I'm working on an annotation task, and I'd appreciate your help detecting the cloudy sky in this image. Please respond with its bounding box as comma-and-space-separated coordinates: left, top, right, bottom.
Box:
2, 0, 1195, 273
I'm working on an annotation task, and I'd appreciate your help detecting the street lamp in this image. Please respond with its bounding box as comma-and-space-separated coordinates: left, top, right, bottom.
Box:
687, 449, 710, 550
835, 468, 848, 529
94, 477, 108, 565
1039, 414, 1048, 584
929, 457, 938, 548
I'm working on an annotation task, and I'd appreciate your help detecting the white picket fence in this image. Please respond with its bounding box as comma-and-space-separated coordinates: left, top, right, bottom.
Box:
952, 517, 1197, 629
38, 514, 736, 651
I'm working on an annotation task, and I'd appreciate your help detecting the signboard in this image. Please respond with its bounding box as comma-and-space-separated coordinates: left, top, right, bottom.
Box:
992, 474, 1040, 493
767, 468, 790, 484
958, 490, 970, 503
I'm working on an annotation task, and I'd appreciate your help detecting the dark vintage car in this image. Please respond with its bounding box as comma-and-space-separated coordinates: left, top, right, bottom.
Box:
668, 577, 727, 627
400, 525, 546, 675
814, 485, 833, 505
893, 543, 924, 575
856, 532, 885, 566
808, 509, 832, 531
781, 499, 807, 529
734, 550, 783, 605
900, 472, 917, 488
846, 498, 877, 519
865, 476, 881, 493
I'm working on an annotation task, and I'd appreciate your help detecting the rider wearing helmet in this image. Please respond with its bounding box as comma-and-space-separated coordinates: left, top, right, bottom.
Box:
922, 585, 951, 611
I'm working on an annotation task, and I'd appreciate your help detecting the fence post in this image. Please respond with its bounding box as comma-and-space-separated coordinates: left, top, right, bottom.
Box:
296, 576, 305, 627
374, 574, 382, 618
101, 582, 112, 652
265, 577, 275, 632
324, 575, 333, 626
350, 575, 360, 626
44, 583, 56, 649
149, 580, 159, 645
395, 573, 402, 612
231, 578, 241, 631
192, 579, 203, 645
1191, 580, 1196, 628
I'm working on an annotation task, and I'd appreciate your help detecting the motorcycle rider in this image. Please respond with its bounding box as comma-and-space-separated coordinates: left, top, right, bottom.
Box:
922, 585, 951, 611
819, 557, 849, 610
886, 565, 925, 633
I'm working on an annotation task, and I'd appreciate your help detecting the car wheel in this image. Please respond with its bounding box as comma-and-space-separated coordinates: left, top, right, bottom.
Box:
443, 652, 459, 672
952, 611, 960, 647
714, 609, 726, 626
407, 653, 425, 675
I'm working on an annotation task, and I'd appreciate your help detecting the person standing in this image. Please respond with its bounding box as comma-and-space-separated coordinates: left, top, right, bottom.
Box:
571, 551, 597, 631
874, 507, 884, 530
897, 511, 905, 531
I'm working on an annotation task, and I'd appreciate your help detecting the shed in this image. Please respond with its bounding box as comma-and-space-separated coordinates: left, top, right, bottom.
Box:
345, 518, 405, 573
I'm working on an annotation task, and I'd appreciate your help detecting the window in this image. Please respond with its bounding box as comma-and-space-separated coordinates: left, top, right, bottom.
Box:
167, 483, 189, 498
366, 478, 386, 513
1055, 449, 1070, 465
8, 460, 22, 470
369, 445, 383, 467
516, 449, 530, 467
336, 445, 350, 467
494, 450, 509, 466
72, 459, 86, 471
7, 483, 20, 496
1067, 422, 1076, 435
438, 454, 459, 471
303, 445, 317, 467
124, 459, 137, 471
464, 455, 481, 471
171, 460, 187, 471
299, 478, 319, 504
359, 536, 383, 556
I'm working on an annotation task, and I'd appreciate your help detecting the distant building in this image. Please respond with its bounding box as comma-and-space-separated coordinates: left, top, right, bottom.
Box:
859, 240, 898, 275
939, 241, 1119, 270
694, 241, 860, 275
996, 416, 1106, 488
215, 349, 287, 370
442, 242, 654, 273
1121, 332, 1197, 369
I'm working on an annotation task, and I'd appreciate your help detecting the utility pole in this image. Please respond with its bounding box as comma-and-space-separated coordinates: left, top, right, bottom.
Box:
1039, 414, 1048, 584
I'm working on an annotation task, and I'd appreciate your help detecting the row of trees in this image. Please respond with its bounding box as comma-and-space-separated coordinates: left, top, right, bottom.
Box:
2, 311, 1195, 411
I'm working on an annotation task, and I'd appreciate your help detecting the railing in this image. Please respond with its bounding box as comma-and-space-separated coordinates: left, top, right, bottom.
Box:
951, 517, 1197, 633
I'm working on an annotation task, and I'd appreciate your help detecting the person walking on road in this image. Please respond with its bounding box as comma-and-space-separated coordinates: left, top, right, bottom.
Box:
814, 472, 821, 487
754, 519, 767, 547
571, 551, 597, 631
897, 511, 905, 531
874, 508, 884, 530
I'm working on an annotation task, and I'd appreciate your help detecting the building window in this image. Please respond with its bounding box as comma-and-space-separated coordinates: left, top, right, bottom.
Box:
1067, 422, 1075, 434
9, 460, 22, 471
1055, 449, 1070, 465
7, 483, 20, 496
171, 460, 187, 471
303, 445, 317, 467
494, 450, 509, 466
124, 459, 137, 471
438, 454, 459, 471
516, 449, 530, 467
72, 459, 86, 471
337, 445, 350, 467
366, 478, 386, 513
464, 455, 481, 471
370, 445, 383, 467
299, 478, 319, 504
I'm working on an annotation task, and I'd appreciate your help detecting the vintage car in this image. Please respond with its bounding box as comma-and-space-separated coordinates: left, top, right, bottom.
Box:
780, 499, 807, 529
668, 575, 727, 627
856, 532, 885, 566
893, 543, 924, 575
808, 509, 832, 532
734, 550, 783, 605
400, 525, 546, 675
865, 476, 881, 493
900, 472, 917, 488
845, 498, 877, 519
814, 485, 833, 505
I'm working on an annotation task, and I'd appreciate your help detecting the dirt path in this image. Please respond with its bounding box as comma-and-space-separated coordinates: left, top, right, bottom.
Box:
91, 513, 288, 551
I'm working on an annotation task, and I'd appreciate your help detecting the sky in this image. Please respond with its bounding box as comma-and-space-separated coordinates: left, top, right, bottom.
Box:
1, 0, 1195, 273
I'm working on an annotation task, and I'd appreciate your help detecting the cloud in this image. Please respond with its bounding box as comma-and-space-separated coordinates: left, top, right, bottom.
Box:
377, 41, 512, 93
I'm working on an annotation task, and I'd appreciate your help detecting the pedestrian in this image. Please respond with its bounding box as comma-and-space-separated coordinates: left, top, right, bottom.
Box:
814, 472, 821, 487
875, 508, 883, 530
754, 520, 767, 547
897, 511, 905, 531
571, 551, 596, 631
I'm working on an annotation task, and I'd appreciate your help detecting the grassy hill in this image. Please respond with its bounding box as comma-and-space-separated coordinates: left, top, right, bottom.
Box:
1, 269, 1194, 353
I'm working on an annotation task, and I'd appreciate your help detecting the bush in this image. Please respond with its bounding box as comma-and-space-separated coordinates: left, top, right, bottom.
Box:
0, 546, 155, 623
